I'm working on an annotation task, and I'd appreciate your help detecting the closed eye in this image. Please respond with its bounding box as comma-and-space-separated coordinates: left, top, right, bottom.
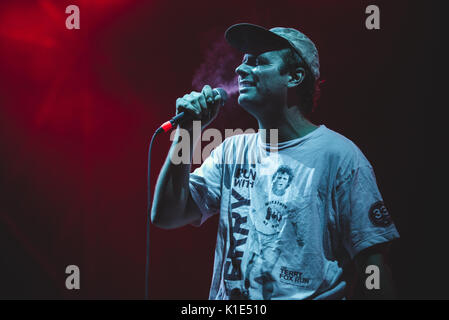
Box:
242, 55, 257, 66
256, 57, 269, 65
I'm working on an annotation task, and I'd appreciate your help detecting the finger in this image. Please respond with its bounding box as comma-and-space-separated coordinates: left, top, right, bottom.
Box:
197, 92, 208, 115
202, 85, 214, 105
187, 94, 203, 119
177, 97, 200, 119
213, 93, 222, 106
176, 97, 186, 115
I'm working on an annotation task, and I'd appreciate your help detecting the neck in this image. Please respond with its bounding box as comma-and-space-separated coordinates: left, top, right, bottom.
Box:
256, 104, 318, 143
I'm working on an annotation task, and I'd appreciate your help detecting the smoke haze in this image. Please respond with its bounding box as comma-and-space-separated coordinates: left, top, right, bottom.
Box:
192, 38, 240, 98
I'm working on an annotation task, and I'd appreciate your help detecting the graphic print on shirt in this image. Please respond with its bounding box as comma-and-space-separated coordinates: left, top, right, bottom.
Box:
262, 165, 295, 232
368, 201, 393, 227
279, 266, 311, 287
250, 163, 308, 236
233, 165, 257, 189
245, 159, 317, 297
223, 164, 255, 282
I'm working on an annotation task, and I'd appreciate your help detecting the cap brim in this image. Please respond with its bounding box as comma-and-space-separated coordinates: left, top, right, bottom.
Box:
225, 23, 291, 55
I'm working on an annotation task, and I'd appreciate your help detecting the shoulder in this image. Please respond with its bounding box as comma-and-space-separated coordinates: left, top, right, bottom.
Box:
317, 125, 372, 169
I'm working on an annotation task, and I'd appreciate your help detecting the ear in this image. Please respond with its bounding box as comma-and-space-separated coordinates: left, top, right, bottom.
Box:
287, 67, 305, 89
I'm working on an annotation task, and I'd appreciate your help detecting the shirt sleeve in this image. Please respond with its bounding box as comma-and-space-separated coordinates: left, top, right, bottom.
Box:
189, 143, 223, 227
336, 165, 400, 259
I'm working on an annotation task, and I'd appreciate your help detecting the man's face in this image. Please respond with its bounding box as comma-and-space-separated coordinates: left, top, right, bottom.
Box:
235, 49, 289, 114
273, 172, 290, 191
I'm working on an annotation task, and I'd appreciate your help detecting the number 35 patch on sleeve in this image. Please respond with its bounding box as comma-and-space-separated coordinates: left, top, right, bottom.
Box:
368, 201, 392, 227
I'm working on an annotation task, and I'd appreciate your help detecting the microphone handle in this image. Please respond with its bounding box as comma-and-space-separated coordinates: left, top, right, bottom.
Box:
171, 111, 186, 124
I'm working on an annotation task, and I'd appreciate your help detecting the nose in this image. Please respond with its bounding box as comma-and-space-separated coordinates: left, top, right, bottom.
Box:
235, 63, 250, 77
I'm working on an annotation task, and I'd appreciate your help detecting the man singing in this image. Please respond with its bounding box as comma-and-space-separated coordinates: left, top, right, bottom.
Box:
151, 23, 399, 299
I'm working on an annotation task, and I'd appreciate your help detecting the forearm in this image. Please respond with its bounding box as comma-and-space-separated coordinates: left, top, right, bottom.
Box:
151, 85, 222, 228
151, 126, 197, 228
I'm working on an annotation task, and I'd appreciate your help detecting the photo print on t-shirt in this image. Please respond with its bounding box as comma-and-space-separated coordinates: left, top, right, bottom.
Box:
250, 156, 315, 237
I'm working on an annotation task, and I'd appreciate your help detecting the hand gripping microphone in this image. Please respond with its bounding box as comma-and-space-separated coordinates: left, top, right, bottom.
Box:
159, 88, 228, 132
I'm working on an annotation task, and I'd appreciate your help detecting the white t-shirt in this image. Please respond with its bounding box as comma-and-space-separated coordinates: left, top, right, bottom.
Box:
189, 125, 400, 300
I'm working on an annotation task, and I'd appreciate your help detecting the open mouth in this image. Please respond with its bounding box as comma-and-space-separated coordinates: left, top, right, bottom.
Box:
239, 80, 256, 88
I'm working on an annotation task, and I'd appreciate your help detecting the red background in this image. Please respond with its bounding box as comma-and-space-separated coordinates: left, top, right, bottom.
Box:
0, 0, 445, 299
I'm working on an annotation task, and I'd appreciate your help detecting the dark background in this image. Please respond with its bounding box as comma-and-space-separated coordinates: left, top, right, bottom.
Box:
0, 0, 445, 299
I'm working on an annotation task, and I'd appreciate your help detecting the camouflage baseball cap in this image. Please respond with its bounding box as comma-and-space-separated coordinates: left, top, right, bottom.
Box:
225, 23, 320, 80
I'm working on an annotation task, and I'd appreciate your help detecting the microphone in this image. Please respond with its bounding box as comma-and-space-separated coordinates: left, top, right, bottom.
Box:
159, 88, 228, 132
